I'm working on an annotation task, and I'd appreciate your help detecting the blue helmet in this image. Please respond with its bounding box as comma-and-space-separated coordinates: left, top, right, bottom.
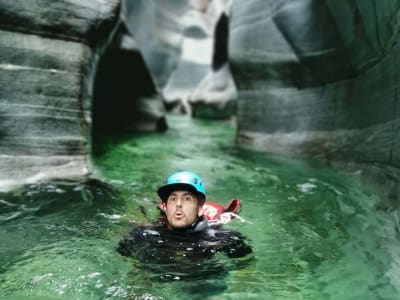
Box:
157, 171, 206, 203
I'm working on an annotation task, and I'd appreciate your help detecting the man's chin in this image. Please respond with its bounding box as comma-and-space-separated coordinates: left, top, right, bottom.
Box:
171, 220, 190, 229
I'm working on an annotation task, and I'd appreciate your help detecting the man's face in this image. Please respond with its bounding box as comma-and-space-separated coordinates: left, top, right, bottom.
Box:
165, 190, 203, 229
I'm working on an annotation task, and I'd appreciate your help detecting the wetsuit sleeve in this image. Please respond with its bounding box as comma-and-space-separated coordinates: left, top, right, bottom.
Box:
223, 234, 253, 258
116, 226, 144, 257
210, 229, 252, 258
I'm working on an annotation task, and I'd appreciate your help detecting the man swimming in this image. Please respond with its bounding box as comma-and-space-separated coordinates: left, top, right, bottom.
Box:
117, 171, 252, 277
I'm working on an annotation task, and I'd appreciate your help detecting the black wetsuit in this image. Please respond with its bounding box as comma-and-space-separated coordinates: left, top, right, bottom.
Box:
117, 217, 252, 280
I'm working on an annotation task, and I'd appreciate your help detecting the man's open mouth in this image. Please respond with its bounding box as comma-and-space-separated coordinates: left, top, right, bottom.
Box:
174, 211, 184, 219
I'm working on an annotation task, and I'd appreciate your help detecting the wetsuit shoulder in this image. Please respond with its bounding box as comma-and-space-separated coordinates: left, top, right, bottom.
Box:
117, 224, 163, 257
201, 227, 253, 258
117, 223, 252, 260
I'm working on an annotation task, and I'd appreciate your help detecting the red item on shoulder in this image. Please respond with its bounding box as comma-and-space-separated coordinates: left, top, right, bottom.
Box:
158, 198, 241, 221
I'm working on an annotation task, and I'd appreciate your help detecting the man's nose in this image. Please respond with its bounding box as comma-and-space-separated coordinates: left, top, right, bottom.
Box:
176, 198, 183, 207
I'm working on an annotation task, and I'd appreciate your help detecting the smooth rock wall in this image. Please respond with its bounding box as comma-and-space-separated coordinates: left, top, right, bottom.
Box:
123, 0, 237, 117
0, 0, 236, 189
0, 0, 119, 189
230, 0, 400, 168
122, 0, 188, 88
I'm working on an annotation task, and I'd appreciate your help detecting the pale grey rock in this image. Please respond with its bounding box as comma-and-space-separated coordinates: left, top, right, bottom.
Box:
122, 0, 188, 87
190, 64, 237, 118
0, 0, 118, 43
230, 0, 400, 169
0, 0, 120, 190
122, 0, 236, 117
0, 155, 89, 192
161, 1, 215, 112
190, 64, 237, 106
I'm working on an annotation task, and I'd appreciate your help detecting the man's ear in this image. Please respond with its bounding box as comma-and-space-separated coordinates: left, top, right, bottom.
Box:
198, 206, 204, 217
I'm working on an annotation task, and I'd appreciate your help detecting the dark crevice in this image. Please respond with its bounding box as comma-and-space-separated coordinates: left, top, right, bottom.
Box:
389, 80, 398, 163
91, 22, 166, 156
212, 13, 229, 71
92, 21, 157, 130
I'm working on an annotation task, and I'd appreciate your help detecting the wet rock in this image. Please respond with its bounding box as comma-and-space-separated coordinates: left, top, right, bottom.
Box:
123, 0, 237, 118
230, 0, 400, 168
0, 0, 120, 189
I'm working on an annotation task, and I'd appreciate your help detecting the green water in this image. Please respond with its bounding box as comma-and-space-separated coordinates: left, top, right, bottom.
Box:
1, 115, 400, 299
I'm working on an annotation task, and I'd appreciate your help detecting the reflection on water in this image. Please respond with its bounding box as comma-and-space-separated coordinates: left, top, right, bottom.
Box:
1, 115, 400, 299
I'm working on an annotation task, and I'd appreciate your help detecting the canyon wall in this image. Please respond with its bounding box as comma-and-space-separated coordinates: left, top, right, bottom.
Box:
0, 0, 120, 188
230, 0, 400, 170
0, 0, 234, 189
122, 0, 236, 117
2, 0, 400, 194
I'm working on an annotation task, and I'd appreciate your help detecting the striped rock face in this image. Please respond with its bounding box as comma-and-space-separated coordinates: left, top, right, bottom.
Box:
0, 0, 237, 189
230, 0, 400, 168
0, 0, 120, 189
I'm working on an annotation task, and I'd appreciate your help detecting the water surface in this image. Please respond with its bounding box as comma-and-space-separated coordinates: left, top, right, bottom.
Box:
1, 115, 399, 299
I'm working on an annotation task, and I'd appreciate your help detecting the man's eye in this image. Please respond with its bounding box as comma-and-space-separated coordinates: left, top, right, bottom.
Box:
168, 197, 176, 202
184, 196, 193, 201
